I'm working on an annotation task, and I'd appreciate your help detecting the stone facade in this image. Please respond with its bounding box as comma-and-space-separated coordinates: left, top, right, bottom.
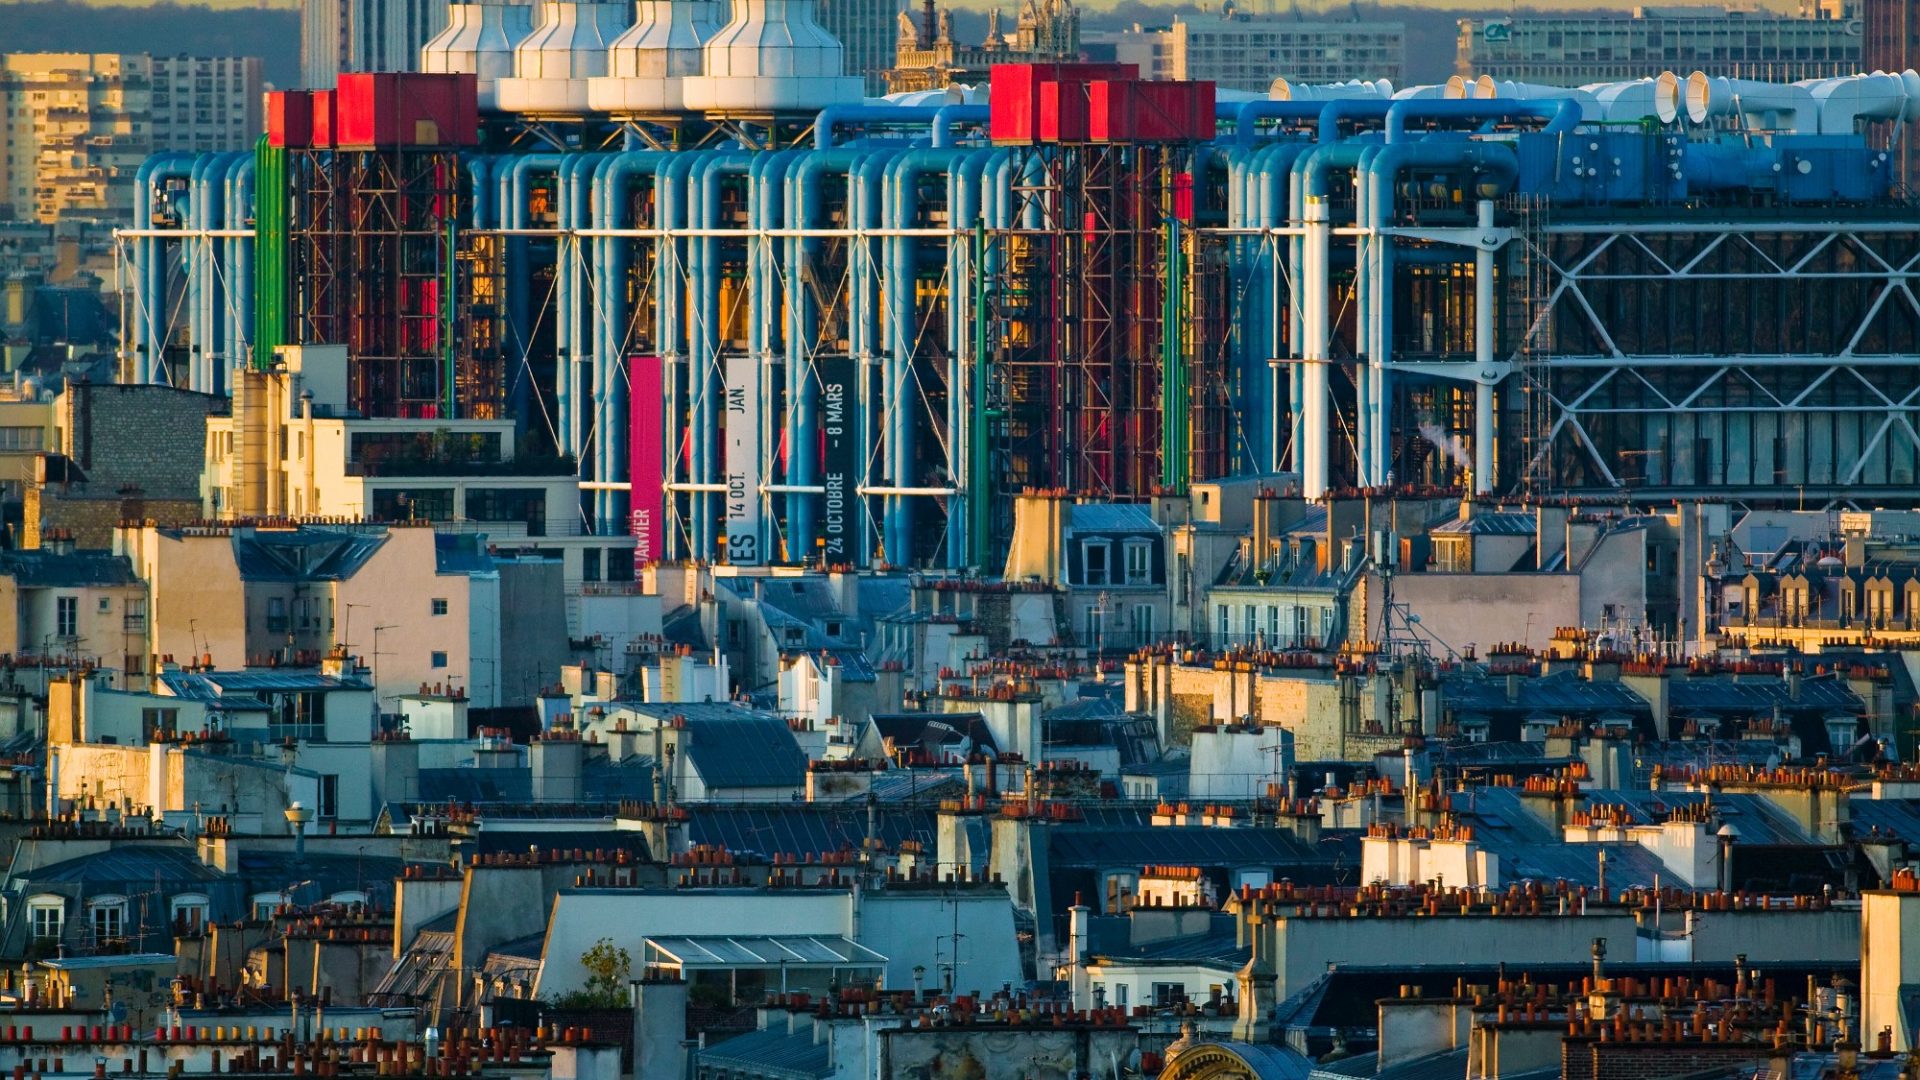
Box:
27, 383, 223, 548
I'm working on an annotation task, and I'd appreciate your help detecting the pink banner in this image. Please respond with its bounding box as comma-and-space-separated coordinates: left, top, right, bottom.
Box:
628, 355, 665, 563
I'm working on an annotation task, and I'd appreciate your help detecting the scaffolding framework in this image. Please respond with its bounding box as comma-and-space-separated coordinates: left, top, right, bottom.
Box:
289, 148, 475, 418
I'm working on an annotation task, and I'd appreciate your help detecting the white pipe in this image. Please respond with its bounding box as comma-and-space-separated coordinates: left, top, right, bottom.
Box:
1685, 72, 1818, 133
1391, 84, 1450, 100
1271, 77, 1394, 102
1583, 74, 1681, 125
1302, 197, 1331, 500
1475, 76, 1604, 121
1799, 72, 1911, 134
1474, 199, 1495, 496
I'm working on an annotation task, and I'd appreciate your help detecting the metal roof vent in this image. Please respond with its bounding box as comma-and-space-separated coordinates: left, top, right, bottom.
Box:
587, 0, 725, 113
682, 0, 863, 112
496, 1, 634, 114
421, 3, 539, 109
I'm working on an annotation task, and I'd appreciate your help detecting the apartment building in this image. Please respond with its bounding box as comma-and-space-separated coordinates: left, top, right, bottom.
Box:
1457, 4, 1864, 85
1089, 14, 1405, 93
0, 53, 262, 224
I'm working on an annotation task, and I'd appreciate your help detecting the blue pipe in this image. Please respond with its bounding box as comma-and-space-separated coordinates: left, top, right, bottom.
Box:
1247, 140, 1309, 474
130, 154, 189, 384
656, 152, 702, 559
1360, 141, 1520, 485
558, 152, 611, 487
931, 105, 990, 148
689, 153, 750, 560
502, 154, 565, 432
189, 152, 243, 395
223, 154, 255, 392
783, 149, 870, 560
467, 155, 494, 230
851, 148, 902, 565
814, 105, 941, 149
748, 148, 801, 558
1234, 101, 1329, 148
589, 150, 670, 533
882, 147, 971, 565
1287, 142, 1368, 478
947, 147, 995, 566
1317, 100, 1392, 144
1384, 98, 1583, 143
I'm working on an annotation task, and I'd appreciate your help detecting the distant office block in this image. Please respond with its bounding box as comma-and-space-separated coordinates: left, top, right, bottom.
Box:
1087, 14, 1405, 94
302, 0, 451, 88
1457, 5, 1864, 85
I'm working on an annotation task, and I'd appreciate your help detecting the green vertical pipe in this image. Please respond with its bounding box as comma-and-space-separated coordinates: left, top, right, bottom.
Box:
971, 221, 990, 569
252, 133, 288, 367
1162, 217, 1189, 494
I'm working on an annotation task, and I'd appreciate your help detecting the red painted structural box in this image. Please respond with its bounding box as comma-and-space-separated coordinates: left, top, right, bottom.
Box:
267, 91, 314, 148
989, 61, 1137, 144
333, 73, 479, 149
310, 90, 336, 148
1087, 80, 1218, 143
1037, 81, 1091, 142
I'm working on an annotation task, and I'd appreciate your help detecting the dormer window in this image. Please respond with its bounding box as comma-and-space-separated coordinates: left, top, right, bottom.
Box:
1123, 540, 1152, 585
1082, 541, 1110, 586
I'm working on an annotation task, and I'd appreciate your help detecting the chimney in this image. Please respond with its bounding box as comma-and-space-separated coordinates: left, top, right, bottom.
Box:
529, 733, 586, 803
1252, 490, 1275, 568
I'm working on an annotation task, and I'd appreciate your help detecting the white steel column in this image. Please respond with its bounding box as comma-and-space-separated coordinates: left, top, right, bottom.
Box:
1474, 199, 1497, 494
1302, 197, 1331, 499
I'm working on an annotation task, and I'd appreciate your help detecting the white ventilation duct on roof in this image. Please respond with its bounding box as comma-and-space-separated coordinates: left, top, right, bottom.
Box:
1685, 72, 1818, 133
421, 4, 539, 108
1471, 76, 1604, 121
496, 1, 633, 114
1797, 71, 1915, 134
1270, 77, 1394, 101
1580, 74, 1681, 125
683, 0, 863, 112
1391, 84, 1450, 99
586, 0, 723, 113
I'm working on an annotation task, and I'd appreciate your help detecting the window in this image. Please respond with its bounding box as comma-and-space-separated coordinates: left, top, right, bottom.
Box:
89, 896, 127, 943
56, 596, 77, 638
141, 707, 179, 740
1129, 604, 1153, 646
27, 895, 63, 942
267, 596, 287, 634
582, 548, 602, 582
171, 894, 209, 932
1267, 606, 1280, 642
268, 692, 325, 743
328, 890, 368, 908
431, 651, 448, 669
318, 775, 338, 819
606, 547, 635, 583
1123, 541, 1152, 585
96, 597, 112, 613
1082, 541, 1110, 586
1083, 606, 1105, 649
1218, 605, 1229, 643
251, 892, 288, 920
431, 598, 448, 616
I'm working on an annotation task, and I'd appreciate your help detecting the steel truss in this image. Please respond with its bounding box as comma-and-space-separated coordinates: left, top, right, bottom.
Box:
1512, 220, 1920, 499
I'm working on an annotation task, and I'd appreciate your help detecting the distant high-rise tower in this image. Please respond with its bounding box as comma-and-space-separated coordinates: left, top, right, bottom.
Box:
817, 0, 894, 95
302, 0, 451, 87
